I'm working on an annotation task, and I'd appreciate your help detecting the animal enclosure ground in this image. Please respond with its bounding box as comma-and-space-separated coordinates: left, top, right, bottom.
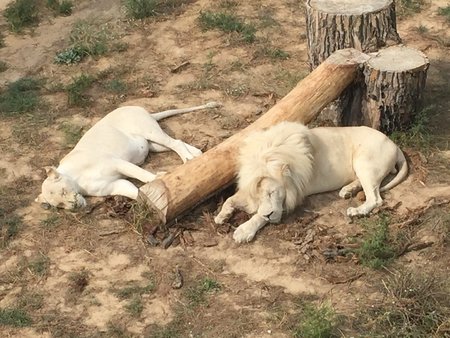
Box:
0, 0, 449, 337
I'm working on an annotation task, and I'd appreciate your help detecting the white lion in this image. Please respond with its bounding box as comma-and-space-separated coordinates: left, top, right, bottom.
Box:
35, 102, 220, 210
214, 121, 408, 243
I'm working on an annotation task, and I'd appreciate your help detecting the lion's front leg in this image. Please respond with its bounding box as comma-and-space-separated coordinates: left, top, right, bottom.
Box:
233, 214, 268, 243
214, 190, 250, 225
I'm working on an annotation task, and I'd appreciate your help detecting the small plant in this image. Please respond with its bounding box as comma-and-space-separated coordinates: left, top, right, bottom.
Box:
397, 0, 425, 17
0, 308, 32, 327
60, 122, 83, 146
0, 77, 42, 116
40, 213, 61, 229
17, 292, 44, 311
255, 46, 289, 60
199, 11, 257, 43
115, 280, 155, 299
0, 211, 22, 248
126, 296, 144, 317
185, 277, 221, 308
104, 79, 128, 94
390, 105, 432, 150
54, 47, 84, 64
123, 0, 193, 19
415, 25, 428, 34
47, 0, 73, 16
28, 253, 50, 277
66, 74, 94, 107
356, 214, 396, 269
438, 5, 450, 22
4, 0, 39, 32
70, 19, 108, 56
0, 61, 8, 72
68, 269, 90, 293
293, 303, 336, 338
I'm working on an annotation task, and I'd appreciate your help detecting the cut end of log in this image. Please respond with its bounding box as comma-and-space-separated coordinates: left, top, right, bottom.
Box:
309, 0, 392, 15
326, 48, 370, 65
368, 45, 430, 72
138, 179, 169, 224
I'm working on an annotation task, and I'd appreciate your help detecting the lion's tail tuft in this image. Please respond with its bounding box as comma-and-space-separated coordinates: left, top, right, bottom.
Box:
380, 148, 408, 192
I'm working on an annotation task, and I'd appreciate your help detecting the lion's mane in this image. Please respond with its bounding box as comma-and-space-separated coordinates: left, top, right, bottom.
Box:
237, 122, 314, 212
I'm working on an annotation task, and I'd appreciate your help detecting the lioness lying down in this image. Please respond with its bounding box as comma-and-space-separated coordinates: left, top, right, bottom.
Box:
36, 102, 219, 209
215, 121, 408, 243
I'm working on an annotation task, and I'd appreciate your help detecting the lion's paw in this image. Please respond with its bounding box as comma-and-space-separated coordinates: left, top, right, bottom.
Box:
347, 206, 368, 217
214, 215, 225, 225
339, 189, 352, 199
233, 226, 256, 243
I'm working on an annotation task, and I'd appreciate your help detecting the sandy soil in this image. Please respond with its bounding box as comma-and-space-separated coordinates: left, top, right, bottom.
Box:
0, 0, 449, 337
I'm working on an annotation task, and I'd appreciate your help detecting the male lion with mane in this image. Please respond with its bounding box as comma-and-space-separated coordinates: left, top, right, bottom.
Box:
214, 121, 408, 243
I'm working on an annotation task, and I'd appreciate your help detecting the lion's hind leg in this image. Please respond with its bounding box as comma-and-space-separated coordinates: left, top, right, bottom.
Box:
339, 179, 362, 199
347, 161, 386, 217
214, 191, 252, 225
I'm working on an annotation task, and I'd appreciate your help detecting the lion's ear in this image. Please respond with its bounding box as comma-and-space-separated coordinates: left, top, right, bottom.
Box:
44, 166, 60, 180
281, 164, 291, 177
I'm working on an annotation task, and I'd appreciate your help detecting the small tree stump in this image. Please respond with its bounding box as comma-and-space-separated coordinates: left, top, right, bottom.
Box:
306, 0, 401, 70
361, 45, 430, 133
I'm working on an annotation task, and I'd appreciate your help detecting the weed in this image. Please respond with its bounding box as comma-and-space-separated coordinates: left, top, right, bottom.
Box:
0, 34, 5, 48
4, 0, 39, 32
60, 122, 83, 146
66, 74, 94, 106
17, 291, 44, 311
0, 212, 22, 248
0, 60, 8, 72
28, 253, 50, 277
47, 0, 73, 16
67, 269, 89, 294
293, 302, 336, 338
397, 0, 425, 17
107, 322, 134, 337
0, 77, 42, 116
41, 213, 61, 229
356, 213, 396, 269
128, 201, 159, 235
225, 83, 248, 98
54, 47, 84, 64
438, 5, 450, 22
126, 296, 144, 317
390, 105, 432, 150
415, 25, 428, 34
258, 8, 280, 29
70, 19, 108, 56
255, 45, 289, 60
115, 280, 155, 299
123, 0, 193, 19
219, 0, 239, 10
0, 308, 32, 327
199, 11, 257, 43
185, 277, 221, 308
368, 270, 450, 337
104, 79, 128, 94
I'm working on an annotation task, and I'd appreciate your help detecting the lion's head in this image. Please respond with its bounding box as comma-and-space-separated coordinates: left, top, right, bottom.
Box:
237, 122, 315, 223
35, 166, 86, 210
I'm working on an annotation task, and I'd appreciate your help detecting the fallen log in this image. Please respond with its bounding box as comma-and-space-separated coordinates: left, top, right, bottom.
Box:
139, 48, 369, 225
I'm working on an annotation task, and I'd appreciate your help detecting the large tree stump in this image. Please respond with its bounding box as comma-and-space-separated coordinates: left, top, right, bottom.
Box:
306, 0, 401, 70
360, 45, 430, 133
306, 0, 402, 125
139, 49, 369, 225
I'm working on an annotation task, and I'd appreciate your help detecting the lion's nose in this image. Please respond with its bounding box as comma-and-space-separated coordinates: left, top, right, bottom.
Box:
264, 211, 273, 219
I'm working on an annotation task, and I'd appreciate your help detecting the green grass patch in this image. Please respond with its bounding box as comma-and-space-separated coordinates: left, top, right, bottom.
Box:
126, 296, 144, 317
185, 277, 221, 308
4, 0, 39, 32
0, 77, 43, 116
397, 0, 426, 17
0, 308, 32, 327
104, 79, 128, 94
123, 0, 193, 19
293, 302, 336, 338
0, 60, 8, 72
115, 280, 155, 299
438, 5, 450, 22
255, 45, 289, 60
199, 11, 257, 43
28, 253, 50, 277
355, 214, 396, 269
390, 105, 432, 151
47, 0, 74, 16
41, 213, 61, 229
60, 122, 83, 147
0, 211, 22, 248
66, 74, 94, 107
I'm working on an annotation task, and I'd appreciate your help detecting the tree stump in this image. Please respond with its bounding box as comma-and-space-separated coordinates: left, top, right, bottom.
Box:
305, 0, 402, 126
360, 45, 430, 133
139, 49, 369, 225
306, 0, 401, 70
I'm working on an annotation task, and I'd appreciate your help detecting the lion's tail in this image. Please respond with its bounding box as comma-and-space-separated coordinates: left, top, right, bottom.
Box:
151, 102, 220, 121
380, 148, 408, 192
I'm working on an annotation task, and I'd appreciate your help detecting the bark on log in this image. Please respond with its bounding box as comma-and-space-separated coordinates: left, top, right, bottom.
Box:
306, 0, 401, 70
139, 49, 369, 225
360, 45, 430, 133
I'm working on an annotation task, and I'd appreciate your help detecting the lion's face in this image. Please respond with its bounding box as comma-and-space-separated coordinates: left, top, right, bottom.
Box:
256, 177, 286, 223
35, 167, 86, 210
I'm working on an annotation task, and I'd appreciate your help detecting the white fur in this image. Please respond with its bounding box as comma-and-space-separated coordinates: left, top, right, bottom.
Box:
36, 102, 220, 209
215, 121, 408, 243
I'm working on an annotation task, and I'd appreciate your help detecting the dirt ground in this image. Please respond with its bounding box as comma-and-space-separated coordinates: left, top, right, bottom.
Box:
0, 0, 449, 337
